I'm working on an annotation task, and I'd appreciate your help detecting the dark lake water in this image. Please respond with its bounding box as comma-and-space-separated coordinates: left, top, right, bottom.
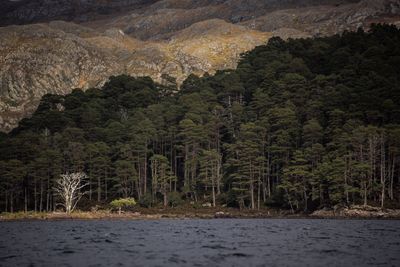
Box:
1, 219, 400, 266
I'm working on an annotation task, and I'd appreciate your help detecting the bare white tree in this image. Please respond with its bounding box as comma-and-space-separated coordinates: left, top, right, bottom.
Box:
54, 172, 89, 214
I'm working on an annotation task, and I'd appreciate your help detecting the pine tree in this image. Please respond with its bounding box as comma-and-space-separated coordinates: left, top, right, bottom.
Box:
114, 160, 137, 198
281, 150, 312, 212
150, 154, 176, 207
199, 149, 222, 207
226, 123, 266, 209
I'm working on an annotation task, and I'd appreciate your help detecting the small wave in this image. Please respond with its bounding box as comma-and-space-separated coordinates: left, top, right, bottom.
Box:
168, 256, 187, 264
0, 255, 17, 260
320, 249, 339, 254
219, 252, 253, 258
310, 236, 331, 240
202, 244, 230, 250
124, 249, 137, 254
231, 253, 252, 258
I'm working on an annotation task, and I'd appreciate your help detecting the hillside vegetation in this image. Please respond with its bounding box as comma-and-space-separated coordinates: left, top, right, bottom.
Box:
0, 24, 399, 213
1, 0, 399, 132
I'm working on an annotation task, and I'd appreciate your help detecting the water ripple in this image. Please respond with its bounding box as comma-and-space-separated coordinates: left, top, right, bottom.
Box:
0, 219, 399, 266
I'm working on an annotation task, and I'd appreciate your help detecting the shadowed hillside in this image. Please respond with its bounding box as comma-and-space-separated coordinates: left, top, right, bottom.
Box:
0, 0, 399, 132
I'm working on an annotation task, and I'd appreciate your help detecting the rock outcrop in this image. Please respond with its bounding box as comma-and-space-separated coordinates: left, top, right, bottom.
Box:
0, 19, 268, 131
311, 205, 400, 218
0, 23, 123, 131
240, 0, 400, 37
0, 0, 399, 132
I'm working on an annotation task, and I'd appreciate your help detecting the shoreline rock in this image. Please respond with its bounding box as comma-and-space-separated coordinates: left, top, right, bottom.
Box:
311, 205, 400, 219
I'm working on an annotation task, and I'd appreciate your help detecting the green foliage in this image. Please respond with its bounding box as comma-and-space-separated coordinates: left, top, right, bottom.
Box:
1, 24, 400, 212
168, 192, 184, 207
110, 198, 136, 210
139, 193, 154, 208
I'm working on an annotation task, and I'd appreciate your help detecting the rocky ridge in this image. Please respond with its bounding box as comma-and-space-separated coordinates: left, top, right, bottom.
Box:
0, 0, 399, 132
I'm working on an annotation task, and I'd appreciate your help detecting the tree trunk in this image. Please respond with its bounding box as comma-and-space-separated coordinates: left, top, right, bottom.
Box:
53, 193, 56, 212
257, 173, 261, 210
184, 145, 189, 189
89, 155, 92, 201
144, 143, 148, 194
249, 161, 255, 210
135, 179, 140, 200
97, 175, 101, 202
10, 192, 13, 213
5, 191, 8, 213
389, 157, 395, 200
212, 177, 216, 208
137, 157, 142, 199
348, 152, 353, 205
266, 174, 271, 198
238, 197, 244, 211
250, 180, 255, 210
105, 169, 108, 200
344, 155, 349, 205
216, 156, 221, 195
360, 145, 368, 207
286, 190, 294, 214
46, 192, 50, 212
46, 176, 50, 212
174, 155, 178, 192
303, 183, 308, 212
170, 137, 174, 193
369, 137, 375, 203
24, 187, 28, 213
164, 193, 168, 207
363, 181, 368, 207
34, 178, 37, 213
380, 134, 386, 209
40, 180, 43, 212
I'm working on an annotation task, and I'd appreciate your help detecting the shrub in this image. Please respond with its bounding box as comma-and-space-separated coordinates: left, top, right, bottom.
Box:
110, 198, 136, 214
216, 193, 228, 206
139, 193, 153, 208
225, 190, 240, 208
168, 192, 184, 207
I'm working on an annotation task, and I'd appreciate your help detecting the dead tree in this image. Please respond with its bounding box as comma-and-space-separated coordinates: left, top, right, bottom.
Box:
54, 172, 88, 214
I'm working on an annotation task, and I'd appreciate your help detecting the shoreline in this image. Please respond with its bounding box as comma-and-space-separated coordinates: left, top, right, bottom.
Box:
1, 206, 400, 221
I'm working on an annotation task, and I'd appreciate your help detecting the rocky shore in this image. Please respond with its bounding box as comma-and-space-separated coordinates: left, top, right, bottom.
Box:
310, 205, 400, 219
1, 205, 400, 221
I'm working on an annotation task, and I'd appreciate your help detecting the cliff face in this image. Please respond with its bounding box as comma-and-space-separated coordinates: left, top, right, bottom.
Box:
0, 23, 123, 131
0, 18, 269, 132
0, 0, 399, 132
241, 0, 400, 37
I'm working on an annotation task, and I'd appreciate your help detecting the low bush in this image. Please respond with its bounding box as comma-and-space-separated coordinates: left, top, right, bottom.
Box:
168, 192, 184, 207
110, 198, 136, 214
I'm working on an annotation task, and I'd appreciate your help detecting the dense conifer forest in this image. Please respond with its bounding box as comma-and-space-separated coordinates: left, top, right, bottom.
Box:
1, 24, 399, 213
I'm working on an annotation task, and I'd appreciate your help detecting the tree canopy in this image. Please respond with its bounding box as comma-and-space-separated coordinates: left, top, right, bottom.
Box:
1, 24, 400, 212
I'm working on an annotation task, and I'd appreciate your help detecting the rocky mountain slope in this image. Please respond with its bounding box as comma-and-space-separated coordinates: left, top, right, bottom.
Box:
0, 0, 399, 132
0, 0, 157, 26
